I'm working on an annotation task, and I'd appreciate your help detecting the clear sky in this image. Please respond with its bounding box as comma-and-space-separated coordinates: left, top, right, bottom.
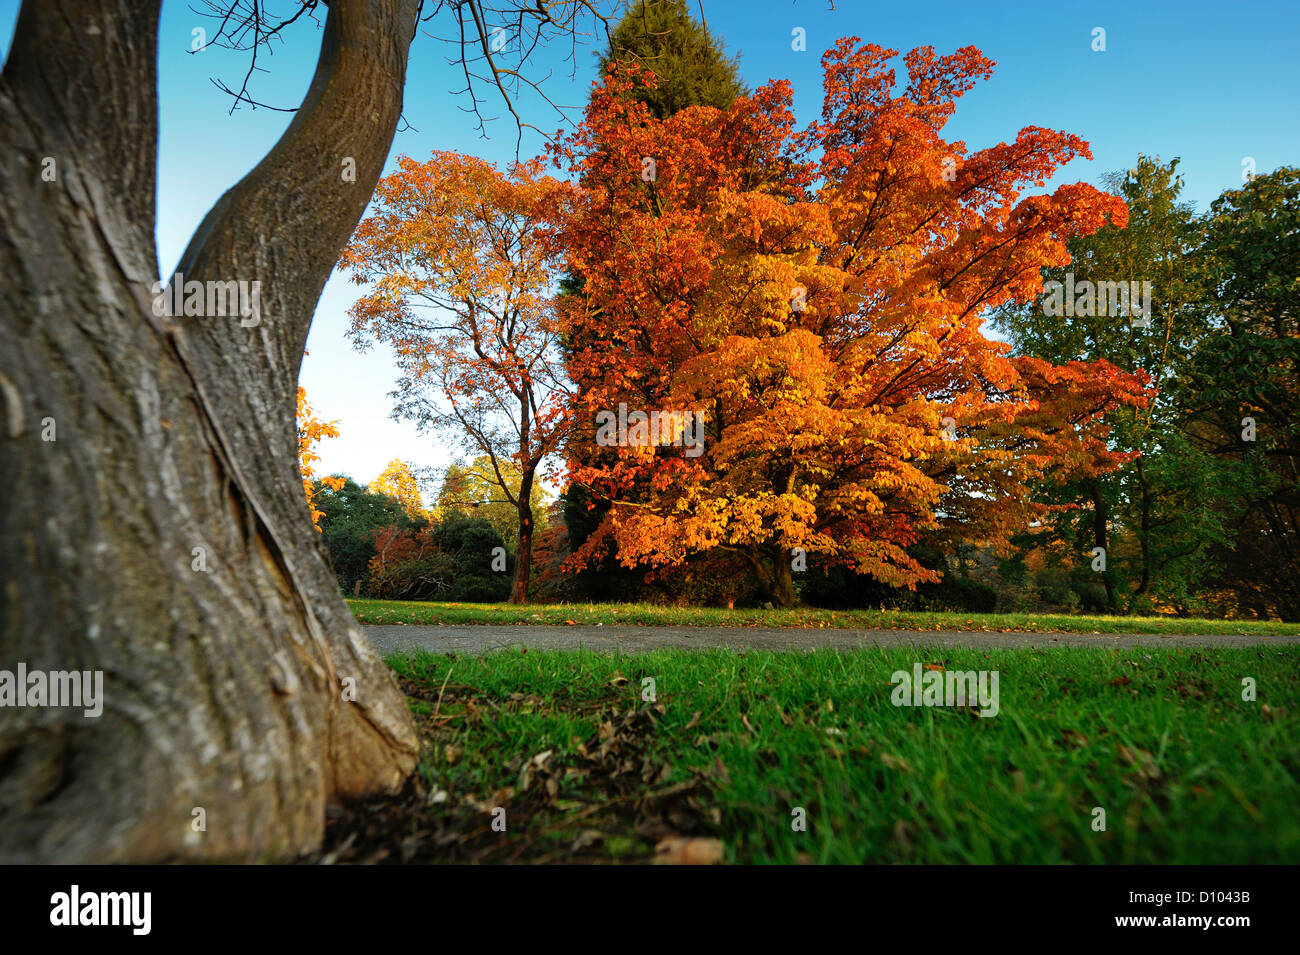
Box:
3, 0, 1297, 494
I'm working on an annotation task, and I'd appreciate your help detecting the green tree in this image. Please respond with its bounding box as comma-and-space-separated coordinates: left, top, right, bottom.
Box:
313, 477, 423, 594
599, 0, 747, 119
435, 457, 552, 552
433, 515, 513, 602
992, 156, 1227, 613
1185, 166, 1300, 618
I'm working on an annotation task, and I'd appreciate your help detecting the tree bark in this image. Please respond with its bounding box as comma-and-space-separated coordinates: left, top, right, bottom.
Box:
511, 503, 534, 604
770, 556, 796, 608
741, 547, 796, 607
1090, 481, 1117, 612
510, 457, 536, 604
0, 0, 420, 862
1135, 460, 1152, 596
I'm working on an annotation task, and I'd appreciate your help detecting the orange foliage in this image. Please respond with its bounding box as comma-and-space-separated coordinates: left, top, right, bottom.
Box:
340, 152, 573, 479
553, 40, 1151, 591
296, 386, 344, 531
365, 526, 447, 600
340, 152, 575, 601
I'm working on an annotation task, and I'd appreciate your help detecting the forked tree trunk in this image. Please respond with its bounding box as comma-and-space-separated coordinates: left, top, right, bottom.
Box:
743, 547, 796, 608
0, 0, 421, 862
770, 557, 796, 608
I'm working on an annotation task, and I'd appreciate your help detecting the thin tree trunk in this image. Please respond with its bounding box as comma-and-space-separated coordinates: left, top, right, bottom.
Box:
511, 504, 534, 604
510, 464, 535, 603
1136, 460, 1151, 595
1090, 481, 1117, 612
0, 0, 420, 862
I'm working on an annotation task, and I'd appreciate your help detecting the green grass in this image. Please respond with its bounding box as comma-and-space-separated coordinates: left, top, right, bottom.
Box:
377, 645, 1300, 863
348, 598, 1300, 635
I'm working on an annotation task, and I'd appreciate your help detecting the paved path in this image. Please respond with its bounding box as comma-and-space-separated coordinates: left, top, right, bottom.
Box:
364, 624, 1299, 656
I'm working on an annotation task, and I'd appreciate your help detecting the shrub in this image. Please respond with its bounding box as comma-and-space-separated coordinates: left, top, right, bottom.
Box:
365, 527, 454, 601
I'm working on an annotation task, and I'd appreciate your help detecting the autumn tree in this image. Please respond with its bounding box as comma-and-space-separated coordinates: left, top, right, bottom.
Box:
365, 526, 452, 601
556, 43, 1150, 607
563, 0, 748, 599
342, 152, 574, 603
368, 458, 430, 524
0, 0, 610, 862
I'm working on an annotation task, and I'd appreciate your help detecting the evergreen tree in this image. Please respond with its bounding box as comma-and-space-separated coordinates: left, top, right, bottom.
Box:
599, 0, 747, 119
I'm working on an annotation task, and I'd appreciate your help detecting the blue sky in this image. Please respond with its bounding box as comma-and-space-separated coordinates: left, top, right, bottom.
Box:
3, 0, 1297, 494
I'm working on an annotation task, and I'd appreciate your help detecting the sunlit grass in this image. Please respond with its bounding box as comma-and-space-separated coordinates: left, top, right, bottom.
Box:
350, 599, 1300, 635
387, 645, 1300, 863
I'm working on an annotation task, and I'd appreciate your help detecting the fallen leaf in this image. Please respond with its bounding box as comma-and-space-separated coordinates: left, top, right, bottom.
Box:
1117, 744, 1161, 782
881, 753, 912, 773
654, 836, 724, 865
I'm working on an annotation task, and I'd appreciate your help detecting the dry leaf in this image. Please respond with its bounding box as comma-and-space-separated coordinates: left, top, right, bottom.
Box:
1117, 744, 1161, 782
654, 836, 724, 865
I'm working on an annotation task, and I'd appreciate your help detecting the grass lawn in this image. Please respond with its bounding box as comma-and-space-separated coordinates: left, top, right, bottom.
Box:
319, 645, 1300, 864
346, 598, 1300, 635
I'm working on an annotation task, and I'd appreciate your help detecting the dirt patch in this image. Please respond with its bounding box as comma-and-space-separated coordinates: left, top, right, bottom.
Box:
309, 678, 722, 864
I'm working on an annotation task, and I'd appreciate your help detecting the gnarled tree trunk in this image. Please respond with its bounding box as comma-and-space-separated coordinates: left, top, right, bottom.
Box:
0, 0, 421, 862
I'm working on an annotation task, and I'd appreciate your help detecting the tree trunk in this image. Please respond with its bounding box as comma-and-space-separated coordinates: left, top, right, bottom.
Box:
510, 465, 535, 603
509, 393, 537, 603
743, 548, 796, 608
511, 506, 534, 604
0, 0, 421, 862
770, 556, 796, 608
1090, 481, 1117, 612
1135, 460, 1151, 595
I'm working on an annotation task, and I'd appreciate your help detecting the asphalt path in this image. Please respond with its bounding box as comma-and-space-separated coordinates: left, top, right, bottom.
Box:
364, 624, 1299, 656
